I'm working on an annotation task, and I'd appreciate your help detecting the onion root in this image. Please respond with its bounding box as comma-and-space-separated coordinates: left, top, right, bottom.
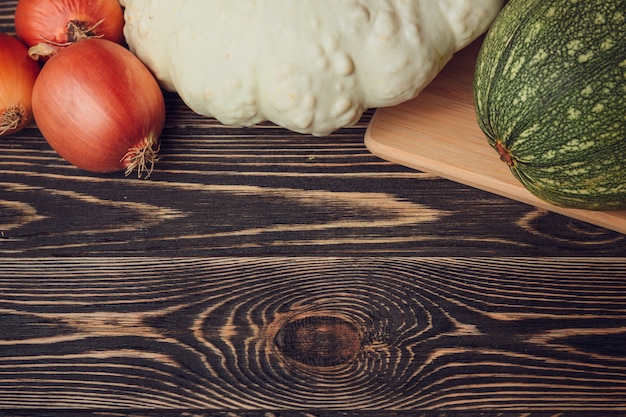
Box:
67, 18, 106, 43
122, 134, 160, 179
0, 105, 24, 136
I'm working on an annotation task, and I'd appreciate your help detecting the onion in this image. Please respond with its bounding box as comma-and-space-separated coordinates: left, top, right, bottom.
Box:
0, 33, 40, 137
32, 38, 166, 178
14, 0, 124, 60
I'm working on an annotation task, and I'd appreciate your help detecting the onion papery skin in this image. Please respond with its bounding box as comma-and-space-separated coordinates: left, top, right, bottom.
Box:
14, 0, 124, 50
0, 33, 40, 137
32, 38, 166, 177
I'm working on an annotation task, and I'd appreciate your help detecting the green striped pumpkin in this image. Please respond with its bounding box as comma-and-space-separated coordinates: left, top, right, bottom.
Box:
473, 0, 626, 210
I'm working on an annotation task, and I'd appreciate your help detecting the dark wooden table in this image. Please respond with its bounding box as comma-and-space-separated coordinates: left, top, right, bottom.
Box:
2, 2, 626, 415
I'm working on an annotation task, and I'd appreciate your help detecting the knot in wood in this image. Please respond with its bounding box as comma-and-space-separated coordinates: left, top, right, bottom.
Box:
275, 315, 362, 367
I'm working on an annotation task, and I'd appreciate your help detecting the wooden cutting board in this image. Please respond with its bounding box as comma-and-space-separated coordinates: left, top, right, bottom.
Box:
364, 40, 626, 235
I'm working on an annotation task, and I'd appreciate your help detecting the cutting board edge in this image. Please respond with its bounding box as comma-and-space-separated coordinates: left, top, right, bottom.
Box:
364, 115, 626, 235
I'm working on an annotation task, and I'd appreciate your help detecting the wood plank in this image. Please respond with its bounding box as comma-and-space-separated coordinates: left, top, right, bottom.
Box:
0, 412, 591, 417
1, 3, 625, 255
364, 40, 626, 234
1, 257, 625, 412
1, 92, 623, 256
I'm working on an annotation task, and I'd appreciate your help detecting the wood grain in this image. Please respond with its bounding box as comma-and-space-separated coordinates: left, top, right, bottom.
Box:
1, 257, 626, 412
1, 3, 626, 415
2, 107, 624, 256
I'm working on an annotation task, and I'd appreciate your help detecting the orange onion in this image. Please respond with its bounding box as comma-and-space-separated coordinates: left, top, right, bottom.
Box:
0, 33, 40, 137
14, 0, 124, 60
32, 38, 166, 178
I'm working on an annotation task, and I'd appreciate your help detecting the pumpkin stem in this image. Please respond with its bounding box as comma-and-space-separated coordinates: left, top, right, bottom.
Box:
495, 141, 516, 167
122, 134, 161, 179
0, 105, 24, 136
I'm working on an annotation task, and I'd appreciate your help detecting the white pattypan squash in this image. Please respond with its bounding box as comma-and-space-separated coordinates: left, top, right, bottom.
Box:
121, 0, 503, 135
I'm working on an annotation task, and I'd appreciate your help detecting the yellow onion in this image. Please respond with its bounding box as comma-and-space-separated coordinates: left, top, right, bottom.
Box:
0, 33, 40, 137
15, 0, 124, 61
32, 38, 166, 178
